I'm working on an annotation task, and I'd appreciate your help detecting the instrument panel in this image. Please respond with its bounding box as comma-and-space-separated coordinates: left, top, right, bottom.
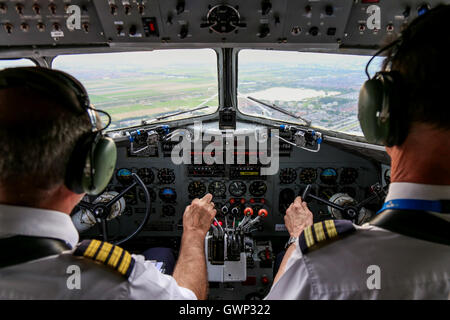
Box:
78, 122, 381, 241
1, 0, 448, 52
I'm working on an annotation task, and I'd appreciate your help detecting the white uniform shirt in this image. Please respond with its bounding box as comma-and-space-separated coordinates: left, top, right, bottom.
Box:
265, 183, 450, 300
0, 204, 197, 300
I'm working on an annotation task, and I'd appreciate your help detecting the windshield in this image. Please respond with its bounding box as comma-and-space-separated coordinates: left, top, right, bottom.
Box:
238, 50, 382, 136
53, 49, 219, 130
0, 59, 35, 69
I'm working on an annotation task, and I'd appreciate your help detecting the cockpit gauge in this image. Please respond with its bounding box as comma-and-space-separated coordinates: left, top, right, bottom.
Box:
116, 168, 133, 185
320, 168, 338, 185
208, 181, 227, 197
340, 186, 357, 198
137, 168, 155, 185
299, 168, 317, 184
340, 168, 358, 184
279, 168, 297, 184
249, 181, 267, 197
319, 187, 337, 200
138, 187, 156, 202
188, 181, 207, 197
157, 168, 175, 184
279, 188, 296, 215
162, 205, 176, 217
159, 188, 177, 203
229, 181, 247, 197
384, 169, 391, 185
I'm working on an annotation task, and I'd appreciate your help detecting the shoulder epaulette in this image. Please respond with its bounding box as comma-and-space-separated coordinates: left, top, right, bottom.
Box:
73, 239, 135, 278
299, 219, 355, 254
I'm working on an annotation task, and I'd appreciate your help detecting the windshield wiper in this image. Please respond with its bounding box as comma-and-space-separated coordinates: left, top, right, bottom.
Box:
247, 96, 311, 126
143, 105, 210, 124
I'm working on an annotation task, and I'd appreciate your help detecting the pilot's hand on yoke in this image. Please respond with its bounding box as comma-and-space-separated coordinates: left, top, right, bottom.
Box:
182, 193, 217, 238
285, 196, 313, 238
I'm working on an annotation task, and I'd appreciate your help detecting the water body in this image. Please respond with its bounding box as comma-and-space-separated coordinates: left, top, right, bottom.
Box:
249, 87, 340, 102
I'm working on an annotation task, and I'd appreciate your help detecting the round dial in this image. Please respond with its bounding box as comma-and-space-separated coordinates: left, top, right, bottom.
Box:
319, 187, 336, 200
208, 181, 227, 197
138, 187, 156, 202
279, 168, 297, 184
162, 205, 176, 217
137, 168, 154, 185
228, 181, 247, 197
116, 168, 133, 185
340, 186, 356, 198
159, 188, 177, 203
279, 188, 296, 215
188, 181, 207, 197
249, 181, 267, 197
299, 168, 317, 184
157, 168, 175, 184
340, 168, 358, 184
384, 169, 391, 185
320, 168, 338, 185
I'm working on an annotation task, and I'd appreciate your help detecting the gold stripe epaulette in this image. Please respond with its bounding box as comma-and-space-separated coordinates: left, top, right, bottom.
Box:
73, 239, 135, 278
298, 220, 355, 254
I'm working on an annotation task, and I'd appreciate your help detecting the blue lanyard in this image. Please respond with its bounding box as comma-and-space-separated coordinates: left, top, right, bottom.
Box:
377, 199, 449, 215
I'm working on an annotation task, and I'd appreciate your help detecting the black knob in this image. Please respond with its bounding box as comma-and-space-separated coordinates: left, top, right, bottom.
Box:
129, 25, 137, 36
403, 6, 411, 18
305, 5, 312, 14
258, 24, 270, 38
179, 25, 188, 39
309, 26, 319, 36
325, 5, 334, 16
176, 0, 185, 15
261, 0, 272, 15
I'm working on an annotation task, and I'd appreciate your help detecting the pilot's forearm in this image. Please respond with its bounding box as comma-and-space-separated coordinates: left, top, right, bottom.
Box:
273, 243, 297, 285
173, 232, 208, 300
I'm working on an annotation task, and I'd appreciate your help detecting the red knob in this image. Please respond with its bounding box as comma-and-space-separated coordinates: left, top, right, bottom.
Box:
258, 208, 268, 217
243, 207, 254, 217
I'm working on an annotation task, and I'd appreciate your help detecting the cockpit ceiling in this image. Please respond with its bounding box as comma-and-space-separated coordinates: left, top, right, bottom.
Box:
0, 0, 447, 56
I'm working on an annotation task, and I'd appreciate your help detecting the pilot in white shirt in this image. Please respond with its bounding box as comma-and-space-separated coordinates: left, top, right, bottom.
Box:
0, 204, 199, 300
266, 6, 450, 300
265, 183, 450, 300
0, 67, 217, 300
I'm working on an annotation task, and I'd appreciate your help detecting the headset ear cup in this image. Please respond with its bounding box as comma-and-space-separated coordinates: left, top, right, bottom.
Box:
358, 78, 391, 145
85, 136, 117, 195
65, 134, 117, 195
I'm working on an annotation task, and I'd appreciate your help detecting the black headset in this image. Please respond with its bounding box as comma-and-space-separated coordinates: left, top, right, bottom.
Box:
358, 6, 441, 147
358, 39, 408, 147
0, 67, 117, 195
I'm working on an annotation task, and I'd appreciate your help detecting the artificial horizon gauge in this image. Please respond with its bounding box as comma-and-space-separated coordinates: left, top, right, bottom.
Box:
320, 168, 338, 185
159, 188, 177, 203
137, 168, 155, 185
188, 181, 207, 197
279, 168, 297, 184
299, 168, 317, 184
157, 168, 175, 184
208, 181, 227, 197
249, 181, 267, 197
116, 168, 133, 185
229, 181, 247, 197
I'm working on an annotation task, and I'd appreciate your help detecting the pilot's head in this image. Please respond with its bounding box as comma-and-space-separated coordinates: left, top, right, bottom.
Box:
358, 5, 450, 183
0, 67, 116, 213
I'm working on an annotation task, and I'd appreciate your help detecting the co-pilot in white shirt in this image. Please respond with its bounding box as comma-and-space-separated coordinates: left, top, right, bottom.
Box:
265, 183, 450, 300
0, 204, 196, 300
